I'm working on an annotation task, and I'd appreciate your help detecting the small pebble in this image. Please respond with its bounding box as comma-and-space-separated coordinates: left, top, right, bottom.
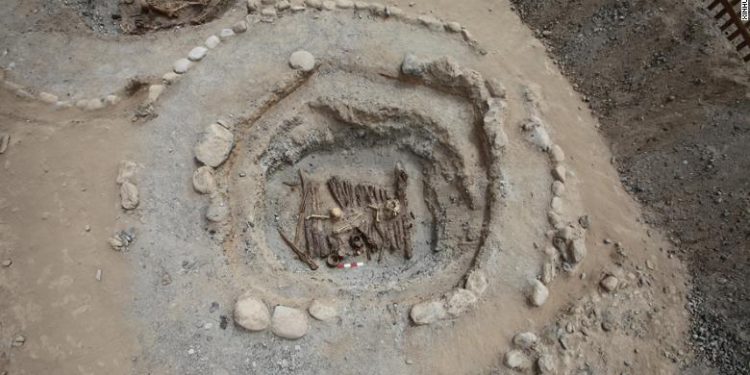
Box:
2, 259, 11, 267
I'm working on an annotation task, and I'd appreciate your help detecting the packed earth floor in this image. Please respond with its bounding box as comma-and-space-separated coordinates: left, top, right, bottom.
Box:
0, 0, 748, 374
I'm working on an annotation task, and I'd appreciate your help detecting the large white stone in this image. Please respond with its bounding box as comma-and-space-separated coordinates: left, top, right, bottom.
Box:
335, 0, 353, 8
513, 332, 538, 349
120, 181, 139, 210
308, 299, 339, 321
194, 123, 234, 167
528, 279, 549, 307
504, 350, 531, 370
219, 28, 235, 40
289, 50, 316, 72
116, 160, 137, 184
410, 300, 447, 325
234, 296, 270, 331
446, 288, 477, 316
569, 238, 587, 263
173, 58, 192, 74
192, 166, 216, 194
188, 46, 208, 61
206, 193, 230, 222
205, 35, 221, 49
271, 306, 309, 339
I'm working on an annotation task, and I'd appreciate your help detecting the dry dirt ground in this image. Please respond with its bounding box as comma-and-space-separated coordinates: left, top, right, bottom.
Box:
0, 0, 743, 374
508, 0, 750, 374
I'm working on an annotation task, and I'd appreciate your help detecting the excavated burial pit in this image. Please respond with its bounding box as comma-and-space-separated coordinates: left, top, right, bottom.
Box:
230, 68, 493, 298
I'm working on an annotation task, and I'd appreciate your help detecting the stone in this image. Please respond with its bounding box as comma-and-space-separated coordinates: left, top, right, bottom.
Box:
335, 0, 353, 8
120, 181, 140, 210
557, 226, 575, 242
193, 166, 217, 194
353, 1, 368, 10
465, 270, 488, 295
291, 4, 306, 11
276, 0, 290, 10
188, 46, 208, 61
528, 123, 552, 150
147, 84, 165, 103
55, 100, 73, 109
578, 215, 591, 229
206, 193, 230, 222
116, 160, 137, 184
232, 20, 248, 34
410, 300, 447, 325
537, 354, 557, 374
418, 15, 444, 31
84, 98, 105, 111
552, 164, 566, 182
547, 210, 564, 229
2, 259, 11, 267
39, 92, 58, 104
12, 335, 25, 347
219, 28, 235, 40
549, 144, 565, 162
289, 50, 316, 72
271, 305, 309, 339
322, 0, 335, 10
205, 35, 221, 49
105, 95, 121, 105
486, 78, 506, 98
504, 350, 530, 370
551, 181, 565, 197
401, 53, 426, 76
261, 0, 276, 4
550, 196, 563, 214
445, 21, 462, 33
528, 279, 549, 307
162, 72, 180, 84
194, 123, 235, 167
173, 58, 192, 74
483, 99, 508, 150
383, 5, 401, 17
569, 238, 587, 263
446, 288, 477, 316
308, 299, 339, 321
305, 0, 322, 9
600, 275, 619, 292
234, 295, 270, 331
108, 229, 135, 251
247, 0, 260, 11
542, 260, 556, 284
512, 332, 538, 349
